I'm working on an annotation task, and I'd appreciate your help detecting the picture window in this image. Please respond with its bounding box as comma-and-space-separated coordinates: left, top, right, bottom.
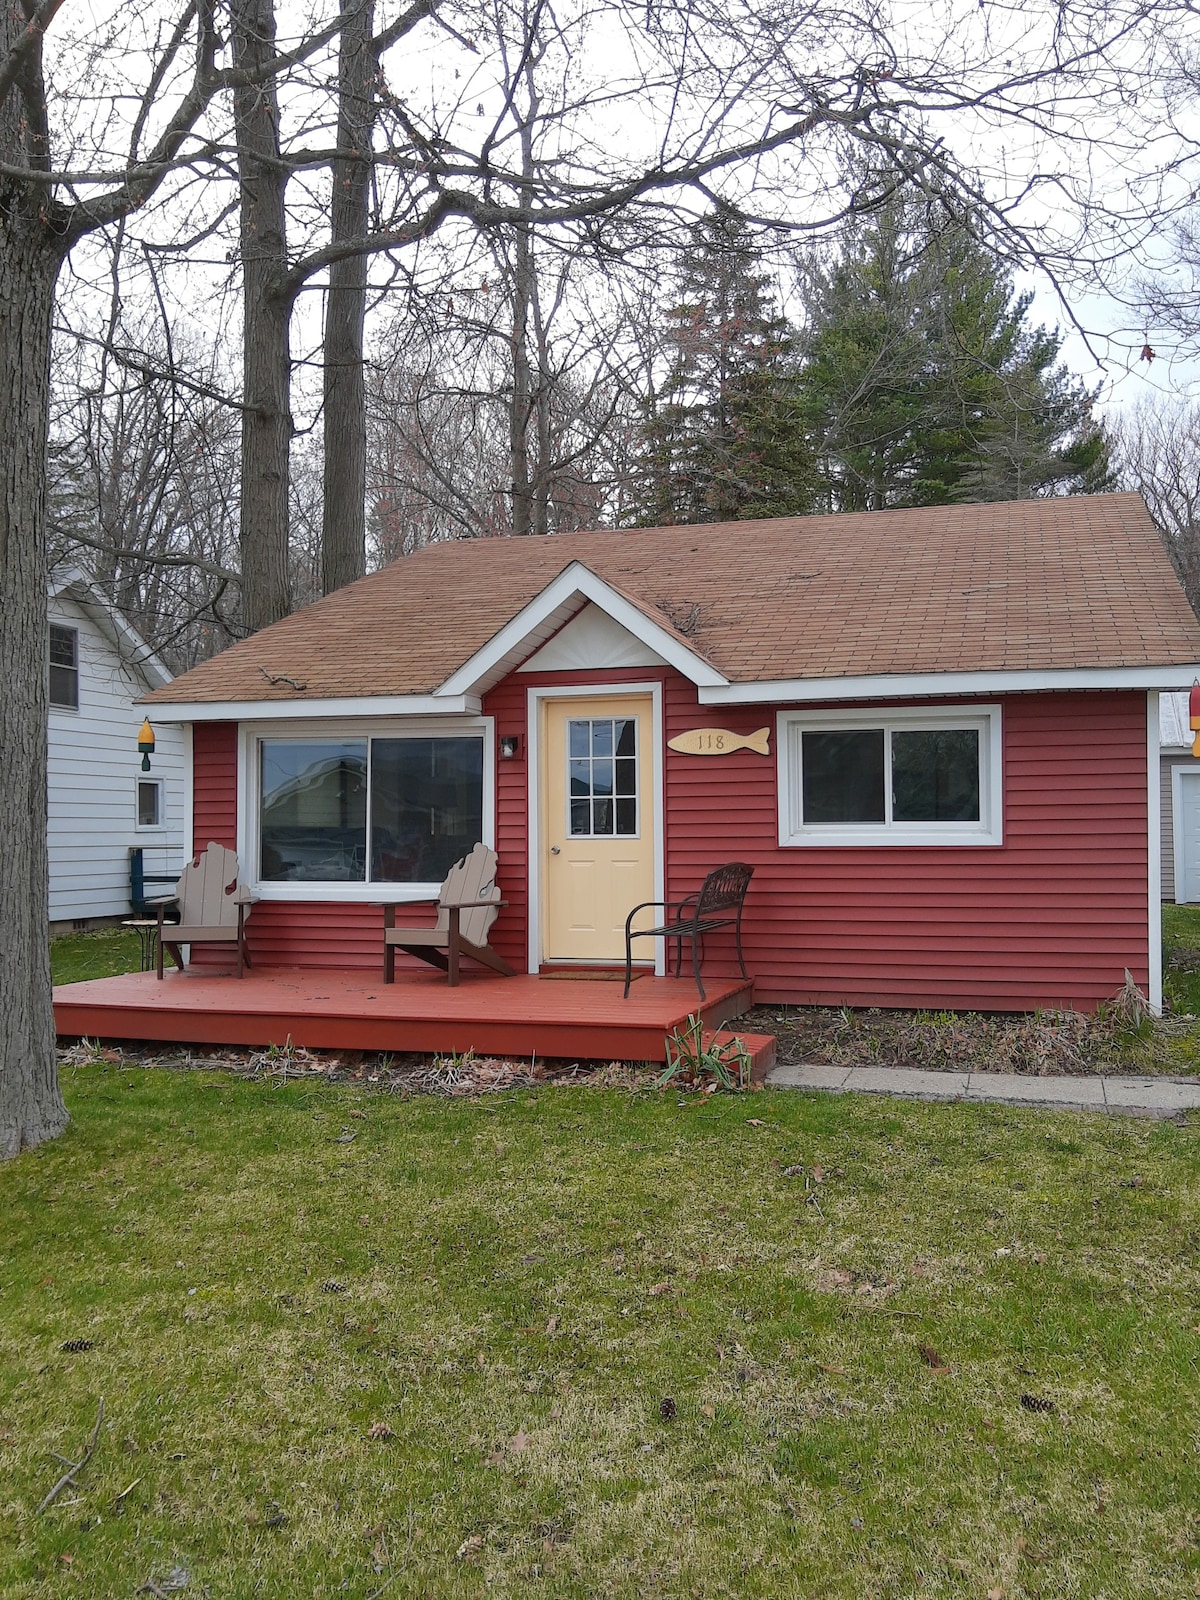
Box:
258, 735, 485, 885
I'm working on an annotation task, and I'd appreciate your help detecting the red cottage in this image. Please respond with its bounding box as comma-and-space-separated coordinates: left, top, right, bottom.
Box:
140, 493, 1200, 1016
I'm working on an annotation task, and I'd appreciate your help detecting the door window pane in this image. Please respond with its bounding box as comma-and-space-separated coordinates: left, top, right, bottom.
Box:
802, 729, 885, 823
260, 742, 367, 881
892, 729, 980, 822
567, 718, 639, 836
370, 737, 484, 882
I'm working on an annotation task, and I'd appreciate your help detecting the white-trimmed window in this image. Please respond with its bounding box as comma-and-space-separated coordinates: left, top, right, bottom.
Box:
136, 778, 163, 829
246, 723, 492, 897
778, 705, 1003, 847
49, 624, 79, 709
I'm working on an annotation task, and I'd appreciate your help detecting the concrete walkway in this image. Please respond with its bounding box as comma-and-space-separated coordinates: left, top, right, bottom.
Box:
766, 1062, 1200, 1117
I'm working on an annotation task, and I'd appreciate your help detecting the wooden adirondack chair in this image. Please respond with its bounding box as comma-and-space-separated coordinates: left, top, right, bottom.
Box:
156, 842, 254, 979
383, 842, 514, 987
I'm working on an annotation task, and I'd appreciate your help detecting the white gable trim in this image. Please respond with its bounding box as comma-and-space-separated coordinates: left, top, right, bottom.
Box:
699, 664, 1200, 706
438, 562, 728, 698
517, 603, 668, 674
50, 566, 173, 690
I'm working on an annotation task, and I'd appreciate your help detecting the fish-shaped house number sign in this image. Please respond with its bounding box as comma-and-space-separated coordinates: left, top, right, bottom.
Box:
667, 727, 770, 756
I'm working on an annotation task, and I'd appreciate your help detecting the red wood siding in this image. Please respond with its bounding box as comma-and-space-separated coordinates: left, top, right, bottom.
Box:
660, 680, 1149, 1012
486, 675, 530, 969
188, 680, 1150, 1009
192, 722, 238, 852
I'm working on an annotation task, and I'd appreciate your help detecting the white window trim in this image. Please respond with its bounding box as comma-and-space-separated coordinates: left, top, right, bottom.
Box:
237, 715, 495, 902
777, 703, 1003, 848
135, 776, 165, 831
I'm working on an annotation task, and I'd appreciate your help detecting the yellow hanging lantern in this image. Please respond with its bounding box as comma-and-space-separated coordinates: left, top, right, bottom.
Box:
137, 718, 156, 772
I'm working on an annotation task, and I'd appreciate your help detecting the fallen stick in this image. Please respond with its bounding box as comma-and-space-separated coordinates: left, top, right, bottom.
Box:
37, 1397, 104, 1514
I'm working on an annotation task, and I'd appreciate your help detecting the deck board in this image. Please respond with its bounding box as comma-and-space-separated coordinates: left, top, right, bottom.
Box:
53, 967, 754, 1061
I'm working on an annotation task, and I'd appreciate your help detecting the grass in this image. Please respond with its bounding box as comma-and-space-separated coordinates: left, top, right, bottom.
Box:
50, 928, 144, 986
2, 1064, 1199, 1597
1164, 904, 1200, 1019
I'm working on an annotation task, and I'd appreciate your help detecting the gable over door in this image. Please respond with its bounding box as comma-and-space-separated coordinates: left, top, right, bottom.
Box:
539, 694, 656, 963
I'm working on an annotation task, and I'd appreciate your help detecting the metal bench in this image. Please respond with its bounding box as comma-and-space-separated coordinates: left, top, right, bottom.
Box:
623, 862, 754, 1000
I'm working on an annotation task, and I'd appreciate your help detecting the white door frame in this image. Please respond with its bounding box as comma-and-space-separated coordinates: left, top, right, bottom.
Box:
526, 681, 665, 974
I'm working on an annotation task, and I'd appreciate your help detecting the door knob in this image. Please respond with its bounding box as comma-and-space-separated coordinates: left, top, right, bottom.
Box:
550, 846, 561, 855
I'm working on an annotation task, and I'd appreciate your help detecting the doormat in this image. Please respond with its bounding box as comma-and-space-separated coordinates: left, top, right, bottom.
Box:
538, 968, 648, 982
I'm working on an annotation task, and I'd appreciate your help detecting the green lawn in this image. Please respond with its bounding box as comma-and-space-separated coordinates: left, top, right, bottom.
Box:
1164, 903, 1200, 1018
1, 1065, 1198, 1597
50, 928, 144, 986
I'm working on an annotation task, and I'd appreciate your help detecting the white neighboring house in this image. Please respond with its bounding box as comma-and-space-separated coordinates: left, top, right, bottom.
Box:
48, 568, 187, 931
1160, 691, 1200, 905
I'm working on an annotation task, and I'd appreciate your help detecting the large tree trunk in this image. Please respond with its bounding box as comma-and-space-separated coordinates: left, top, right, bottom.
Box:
233, 0, 294, 632
0, 216, 71, 1158
321, 0, 374, 595
508, 226, 534, 537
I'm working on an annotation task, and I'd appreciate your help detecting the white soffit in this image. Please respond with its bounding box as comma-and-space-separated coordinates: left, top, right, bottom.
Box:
438, 562, 727, 697
517, 602, 668, 674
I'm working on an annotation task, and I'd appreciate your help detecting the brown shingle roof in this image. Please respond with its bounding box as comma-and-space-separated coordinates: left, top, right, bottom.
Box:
145, 493, 1200, 705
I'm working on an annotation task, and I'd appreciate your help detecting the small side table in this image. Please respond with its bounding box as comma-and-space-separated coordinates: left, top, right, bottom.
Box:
121, 919, 160, 973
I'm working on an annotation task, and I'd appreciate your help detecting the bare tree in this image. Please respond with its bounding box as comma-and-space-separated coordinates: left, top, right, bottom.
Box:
1111, 395, 1200, 614
321, 0, 376, 594
1, 0, 235, 1155
47, 323, 243, 671
232, 0, 295, 630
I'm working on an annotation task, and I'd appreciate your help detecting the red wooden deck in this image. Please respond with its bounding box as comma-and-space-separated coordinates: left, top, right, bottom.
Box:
53, 966, 756, 1062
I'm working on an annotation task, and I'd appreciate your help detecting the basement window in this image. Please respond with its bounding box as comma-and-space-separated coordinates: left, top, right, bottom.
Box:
778, 705, 1002, 847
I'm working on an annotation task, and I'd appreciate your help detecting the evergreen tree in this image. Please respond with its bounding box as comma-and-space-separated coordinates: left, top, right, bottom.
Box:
639, 207, 815, 524
796, 194, 1113, 511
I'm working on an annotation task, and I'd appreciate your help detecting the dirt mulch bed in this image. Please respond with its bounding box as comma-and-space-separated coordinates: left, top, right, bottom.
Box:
57, 1039, 657, 1096
739, 999, 1190, 1078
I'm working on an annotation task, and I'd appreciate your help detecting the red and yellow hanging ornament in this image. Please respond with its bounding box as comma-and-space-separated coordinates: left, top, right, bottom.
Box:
1190, 683, 1200, 758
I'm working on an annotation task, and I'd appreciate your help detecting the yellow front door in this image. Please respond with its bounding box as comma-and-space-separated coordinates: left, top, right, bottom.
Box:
541, 695, 656, 963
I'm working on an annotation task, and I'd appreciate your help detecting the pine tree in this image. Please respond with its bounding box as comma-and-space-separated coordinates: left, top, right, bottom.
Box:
796, 193, 1113, 511
639, 207, 814, 524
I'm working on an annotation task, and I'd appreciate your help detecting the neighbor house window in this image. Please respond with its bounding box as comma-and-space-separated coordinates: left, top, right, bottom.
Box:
258, 735, 485, 885
779, 706, 1002, 847
136, 778, 163, 828
49, 624, 79, 709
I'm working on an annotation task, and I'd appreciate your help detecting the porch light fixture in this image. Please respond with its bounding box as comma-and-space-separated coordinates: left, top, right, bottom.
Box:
499, 735, 520, 760
137, 718, 156, 771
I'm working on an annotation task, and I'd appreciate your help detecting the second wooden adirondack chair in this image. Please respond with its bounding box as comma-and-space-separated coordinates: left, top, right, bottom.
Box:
382, 842, 514, 987
156, 842, 254, 978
